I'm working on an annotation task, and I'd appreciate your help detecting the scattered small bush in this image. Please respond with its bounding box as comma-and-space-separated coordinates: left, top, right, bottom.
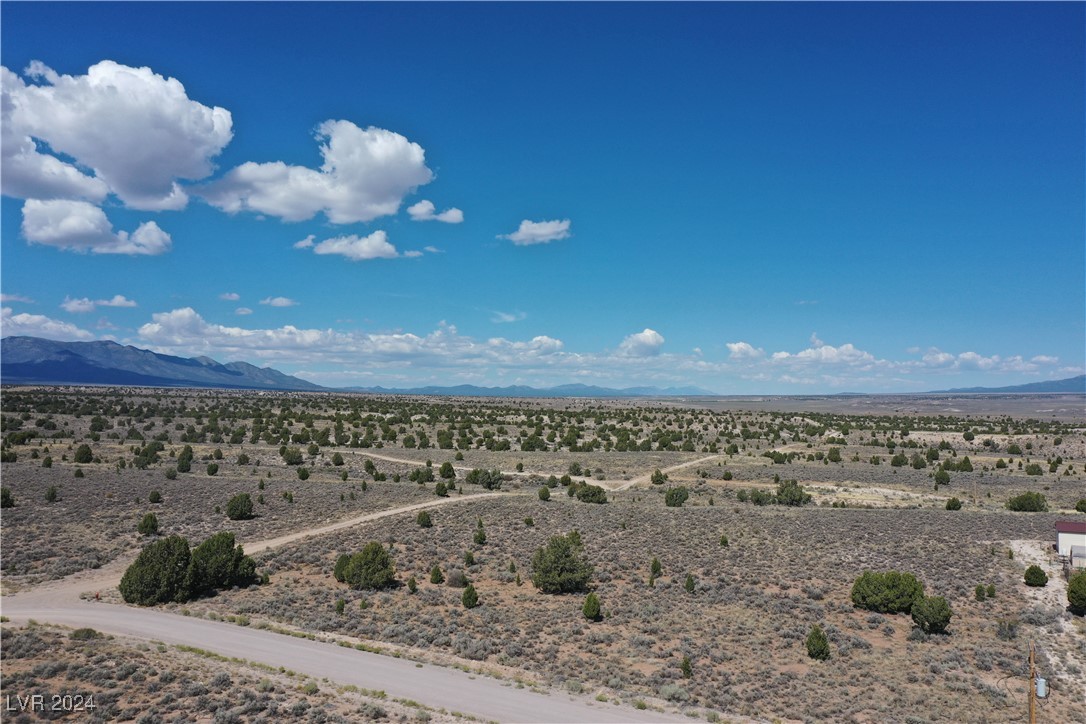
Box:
911, 595, 952, 634
225, 493, 254, 520
806, 624, 830, 660
1024, 565, 1048, 587
1006, 492, 1048, 512
137, 512, 159, 536
851, 571, 924, 614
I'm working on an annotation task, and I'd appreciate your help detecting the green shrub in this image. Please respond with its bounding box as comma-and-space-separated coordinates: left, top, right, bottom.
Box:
45, 485, 58, 503
664, 487, 689, 508
1068, 571, 1086, 615
343, 542, 396, 590
651, 556, 662, 578
684, 573, 695, 593
1024, 565, 1048, 587
575, 483, 607, 504
331, 452, 344, 466
1077, 499, 1086, 513
176, 445, 193, 473
69, 628, 101, 641
934, 469, 950, 486
149, 490, 163, 504
186, 531, 256, 597
119, 535, 192, 605
538, 486, 551, 501
1006, 492, 1048, 512
806, 624, 830, 660
974, 584, 986, 601
334, 554, 350, 583
206, 463, 219, 476
430, 565, 444, 584
335, 598, 346, 614
1024, 463, 1043, 476
850, 571, 924, 614
531, 531, 593, 594
462, 583, 479, 608
225, 493, 254, 520
297, 467, 310, 481
138, 512, 159, 536
74, 444, 93, 463
945, 497, 962, 511
417, 511, 433, 528
41, 456, 52, 468
650, 469, 668, 485
435, 481, 448, 497
1, 487, 13, 508
439, 462, 455, 479
582, 592, 601, 621
911, 595, 952, 634
776, 479, 811, 506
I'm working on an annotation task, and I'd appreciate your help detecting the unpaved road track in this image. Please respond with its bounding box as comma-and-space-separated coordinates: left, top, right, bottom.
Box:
608, 454, 723, 491
2, 491, 685, 723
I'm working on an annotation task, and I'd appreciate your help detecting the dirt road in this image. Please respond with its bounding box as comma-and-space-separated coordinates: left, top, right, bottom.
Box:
2, 491, 686, 723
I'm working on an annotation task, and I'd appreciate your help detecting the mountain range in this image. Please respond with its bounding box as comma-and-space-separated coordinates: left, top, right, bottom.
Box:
2, 336, 1082, 397
0, 336, 324, 391
0, 337, 715, 396
931, 375, 1085, 394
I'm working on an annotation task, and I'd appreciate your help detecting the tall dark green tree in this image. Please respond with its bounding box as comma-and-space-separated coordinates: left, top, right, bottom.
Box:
582, 592, 601, 621
186, 532, 256, 597
225, 493, 254, 520
119, 535, 192, 606
531, 532, 593, 594
806, 624, 831, 660
343, 542, 396, 590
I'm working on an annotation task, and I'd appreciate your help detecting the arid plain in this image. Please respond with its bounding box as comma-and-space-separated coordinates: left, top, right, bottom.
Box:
2, 387, 1084, 723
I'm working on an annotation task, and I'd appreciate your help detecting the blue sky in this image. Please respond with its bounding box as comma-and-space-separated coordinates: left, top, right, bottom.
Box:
2, 2, 1083, 392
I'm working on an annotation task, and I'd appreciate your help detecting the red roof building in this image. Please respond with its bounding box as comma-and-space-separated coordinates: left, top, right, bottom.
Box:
1055, 520, 1086, 556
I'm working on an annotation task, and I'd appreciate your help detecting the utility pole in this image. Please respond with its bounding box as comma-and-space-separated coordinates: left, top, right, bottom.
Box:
1028, 639, 1036, 724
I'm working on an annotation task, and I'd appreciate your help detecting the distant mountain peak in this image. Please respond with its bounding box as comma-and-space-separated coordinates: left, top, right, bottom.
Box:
930, 375, 1085, 394
1, 336, 323, 391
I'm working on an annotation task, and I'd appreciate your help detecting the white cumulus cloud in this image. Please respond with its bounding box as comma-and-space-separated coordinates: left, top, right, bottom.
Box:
200, 120, 432, 224
219, 292, 240, 301
500, 219, 571, 245
60, 294, 137, 313
618, 328, 665, 357
407, 199, 463, 223
1, 306, 93, 340
0, 294, 35, 304
60, 297, 96, 313
726, 341, 765, 359
259, 296, 298, 308
235, 307, 253, 315
2, 60, 232, 210
311, 230, 400, 261
293, 235, 315, 249
21, 199, 171, 255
